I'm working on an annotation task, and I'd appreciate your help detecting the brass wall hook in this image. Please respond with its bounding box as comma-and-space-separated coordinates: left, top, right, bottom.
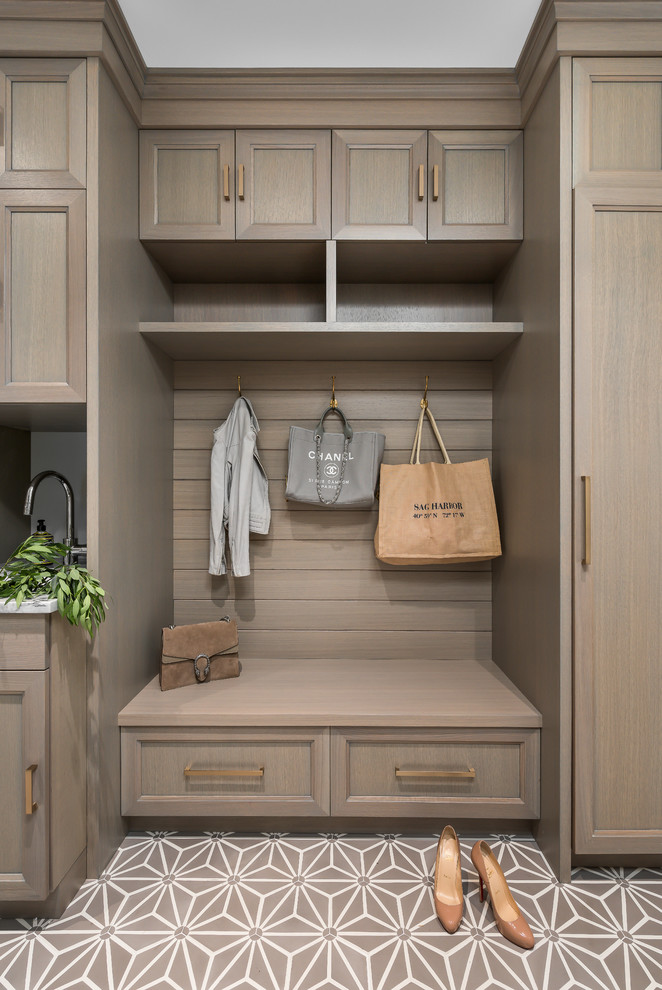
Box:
237, 375, 241, 396
421, 375, 429, 409
330, 375, 338, 409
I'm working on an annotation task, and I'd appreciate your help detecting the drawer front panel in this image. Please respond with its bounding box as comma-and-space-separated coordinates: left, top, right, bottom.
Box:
332, 728, 539, 818
0, 616, 49, 670
122, 727, 329, 816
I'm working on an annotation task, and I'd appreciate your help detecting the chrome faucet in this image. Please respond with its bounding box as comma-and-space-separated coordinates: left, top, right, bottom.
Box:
24, 471, 86, 562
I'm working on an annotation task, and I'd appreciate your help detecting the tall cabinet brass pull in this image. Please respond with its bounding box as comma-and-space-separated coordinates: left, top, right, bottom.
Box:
582, 475, 592, 565
418, 164, 425, 200
223, 164, 230, 200
184, 764, 264, 777
25, 764, 38, 814
238, 164, 245, 200
395, 766, 476, 779
433, 164, 439, 201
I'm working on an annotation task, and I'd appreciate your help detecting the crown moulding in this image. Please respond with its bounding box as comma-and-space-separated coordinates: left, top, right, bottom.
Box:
2, 0, 662, 126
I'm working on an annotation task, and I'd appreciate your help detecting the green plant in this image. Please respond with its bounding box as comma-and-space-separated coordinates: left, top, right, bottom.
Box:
0, 535, 107, 637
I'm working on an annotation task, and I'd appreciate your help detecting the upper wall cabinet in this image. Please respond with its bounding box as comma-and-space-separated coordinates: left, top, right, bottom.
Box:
0, 59, 86, 189
141, 130, 331, 241
0, 190, 86, 404
574, 58, 662, 186
140, 130, 236, 240
428, 131, 523, 240
332, 130, 428, 239
235, 130, 331, 240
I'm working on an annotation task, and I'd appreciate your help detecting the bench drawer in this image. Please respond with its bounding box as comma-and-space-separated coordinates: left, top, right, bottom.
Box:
331, 727, 539, 818
121, 726, 330, 816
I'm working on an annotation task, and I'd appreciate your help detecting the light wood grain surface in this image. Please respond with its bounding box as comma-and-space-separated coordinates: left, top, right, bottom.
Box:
574, 187, 662, 856
118, 658, 540, 729
492, 60, 573, 880
0, 58, 86, 188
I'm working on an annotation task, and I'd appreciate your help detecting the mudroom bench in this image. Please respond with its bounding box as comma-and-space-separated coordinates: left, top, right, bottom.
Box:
118, 658, 541, 822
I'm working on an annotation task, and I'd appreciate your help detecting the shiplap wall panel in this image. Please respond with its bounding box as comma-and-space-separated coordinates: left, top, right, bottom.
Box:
174, 447, 491, 481
174, 359, 492, 661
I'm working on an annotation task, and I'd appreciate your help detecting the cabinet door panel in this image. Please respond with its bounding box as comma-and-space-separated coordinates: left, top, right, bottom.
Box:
333, 130, 427, 239
574, 188, 662, 855
428, 131, 522, 240
236, 130, 330, 239
140, 130, 235, 239
0, 59, 86, 188
0, 190, 86, 402
574, 58, 662, 185
0, 671, 49, 901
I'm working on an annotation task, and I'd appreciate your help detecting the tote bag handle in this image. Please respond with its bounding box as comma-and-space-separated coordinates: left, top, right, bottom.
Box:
410, 404, 452, 466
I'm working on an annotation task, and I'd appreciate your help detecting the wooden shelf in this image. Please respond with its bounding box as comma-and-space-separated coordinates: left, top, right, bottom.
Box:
140, 321, 522, 360
118, 658, 542, 729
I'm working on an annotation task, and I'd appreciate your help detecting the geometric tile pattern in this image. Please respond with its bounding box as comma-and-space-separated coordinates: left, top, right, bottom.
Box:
1, 832, 662, 990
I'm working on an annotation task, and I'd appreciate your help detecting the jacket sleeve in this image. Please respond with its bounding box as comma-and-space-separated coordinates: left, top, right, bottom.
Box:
228, 427, 256, 577
209, 429, 228, 575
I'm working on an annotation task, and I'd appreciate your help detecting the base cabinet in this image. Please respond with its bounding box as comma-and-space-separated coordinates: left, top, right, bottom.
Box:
0, 669, 48, 900
0, 614, 86, 912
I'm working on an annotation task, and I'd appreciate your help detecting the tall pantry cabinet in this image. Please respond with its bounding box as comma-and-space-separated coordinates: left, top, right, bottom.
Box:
572, 59, 662, 857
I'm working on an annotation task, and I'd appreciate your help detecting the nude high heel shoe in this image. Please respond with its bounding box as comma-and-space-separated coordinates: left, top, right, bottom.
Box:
433, 825, 463, 933
470, 840, 534, 949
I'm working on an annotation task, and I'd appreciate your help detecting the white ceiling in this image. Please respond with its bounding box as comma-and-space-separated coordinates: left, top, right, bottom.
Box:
117, 0, 543, 70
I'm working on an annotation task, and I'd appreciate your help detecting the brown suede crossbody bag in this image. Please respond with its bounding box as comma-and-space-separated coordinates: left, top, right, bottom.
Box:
160, 617, 240, 691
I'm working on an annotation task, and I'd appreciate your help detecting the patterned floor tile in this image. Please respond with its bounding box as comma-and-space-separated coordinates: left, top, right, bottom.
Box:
1, 832, 662, 990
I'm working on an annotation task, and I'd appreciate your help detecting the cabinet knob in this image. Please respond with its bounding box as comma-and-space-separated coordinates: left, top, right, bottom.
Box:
25, 763, 38, 815
238, 163, 245, 200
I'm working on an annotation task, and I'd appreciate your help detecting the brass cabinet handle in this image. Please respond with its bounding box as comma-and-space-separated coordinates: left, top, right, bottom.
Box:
223, 164, 230, 200
184, 764, 264, 777
395, 766, 476, 779
433, 164, 439, 201
418, 164, 425, 200
582, 475, 592, 565
25, 764, 38, 814
238, 163, 245, 200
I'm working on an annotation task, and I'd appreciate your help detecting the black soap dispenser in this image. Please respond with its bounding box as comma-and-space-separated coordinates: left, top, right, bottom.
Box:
32, 519, 53, 543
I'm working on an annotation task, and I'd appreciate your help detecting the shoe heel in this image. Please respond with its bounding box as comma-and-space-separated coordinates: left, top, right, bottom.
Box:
478, 874, 484, 902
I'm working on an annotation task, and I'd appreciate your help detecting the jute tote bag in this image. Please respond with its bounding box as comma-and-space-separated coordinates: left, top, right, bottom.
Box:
375, 403, 502, 565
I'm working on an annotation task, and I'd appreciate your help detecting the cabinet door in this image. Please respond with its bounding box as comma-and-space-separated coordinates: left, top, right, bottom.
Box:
332, 130, 427, 239
236, 130, 330, 240
0, 190, 86, 403
0, 59, 86, 188
428, 130, 522, 240
574, 58, 662, 186
140, 130, 235, 239
574, 187, 662, 855
0, 670, 49, 901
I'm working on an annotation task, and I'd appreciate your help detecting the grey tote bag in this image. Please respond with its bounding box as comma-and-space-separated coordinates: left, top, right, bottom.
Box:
285, 407, 385, 508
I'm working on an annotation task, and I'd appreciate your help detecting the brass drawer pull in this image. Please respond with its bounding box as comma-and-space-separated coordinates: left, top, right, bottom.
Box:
238, 163, 245, 199
395, 766, 476, 779
418, 164, 425, 200
582, 475, 591, 565
25, 763, 38, 814
223, 163, 230, 200
433, 163, 439, 201
184, 764, 264, 777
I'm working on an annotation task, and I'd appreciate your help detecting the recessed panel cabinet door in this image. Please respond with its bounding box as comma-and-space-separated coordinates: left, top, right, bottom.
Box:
574, 58, 662, 185
0, 190, 86, 403
574, 187, 662, 855
236, 130, 330, 239
0, 670, 49, 901
428, 131, 522, 240
0, 59, 86, 188
140, 130, 235, 239
332, 130, 427, 239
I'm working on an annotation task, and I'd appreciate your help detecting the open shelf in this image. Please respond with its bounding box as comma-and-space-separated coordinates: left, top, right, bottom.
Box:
140, 321, 522, 360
